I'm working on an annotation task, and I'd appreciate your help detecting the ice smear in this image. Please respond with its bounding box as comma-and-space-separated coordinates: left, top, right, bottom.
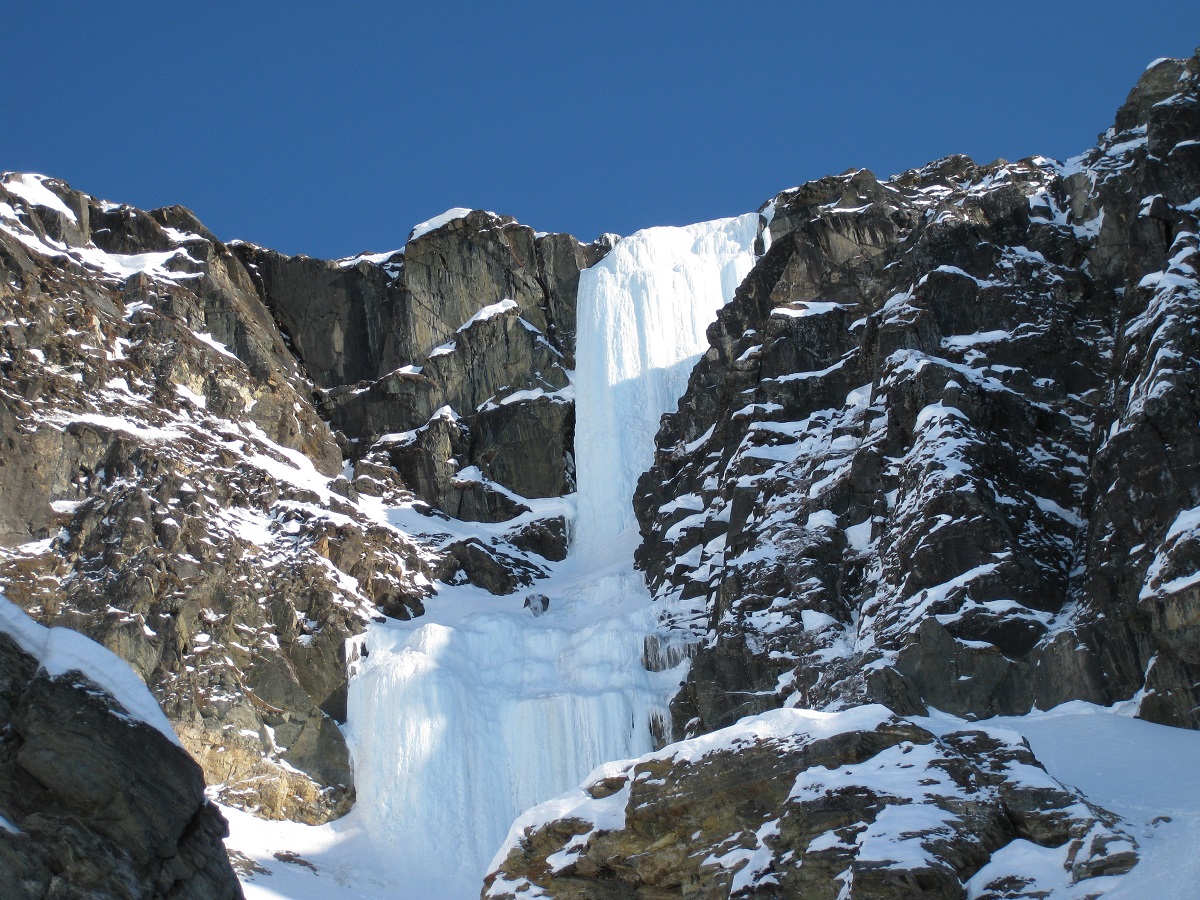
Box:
0, 592, 182, 747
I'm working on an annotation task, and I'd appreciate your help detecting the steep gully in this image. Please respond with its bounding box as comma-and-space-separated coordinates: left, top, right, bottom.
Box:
340, 214, 761, 893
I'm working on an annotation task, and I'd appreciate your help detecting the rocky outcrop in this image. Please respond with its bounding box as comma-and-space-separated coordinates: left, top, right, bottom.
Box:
231, 245, 403, 389
0, 174, 607, 826
0, 600, 242, 899
0, 175, 433, 822
487, 706, 1136, 899
233, 210, 610, 596
633, 50, 1200, 737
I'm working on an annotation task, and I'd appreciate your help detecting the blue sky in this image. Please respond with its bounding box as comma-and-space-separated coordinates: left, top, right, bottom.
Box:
4, 3, 1197, 258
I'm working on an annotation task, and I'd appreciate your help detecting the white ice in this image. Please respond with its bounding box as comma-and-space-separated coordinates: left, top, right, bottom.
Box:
572, 212, 760, 565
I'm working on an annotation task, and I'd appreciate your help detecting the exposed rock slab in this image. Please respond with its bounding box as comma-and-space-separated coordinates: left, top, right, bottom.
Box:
0, 600, 242, 899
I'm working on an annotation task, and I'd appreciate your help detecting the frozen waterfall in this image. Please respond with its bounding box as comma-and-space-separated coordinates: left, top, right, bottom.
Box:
573, 214, 763, 562
343, 213, 760, 896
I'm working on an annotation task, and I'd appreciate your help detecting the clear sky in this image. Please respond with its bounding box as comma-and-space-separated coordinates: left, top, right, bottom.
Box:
4, 2, 1197, 258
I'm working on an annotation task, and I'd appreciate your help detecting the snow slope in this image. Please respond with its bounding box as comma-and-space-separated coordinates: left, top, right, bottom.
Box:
984, 704, 1200, 899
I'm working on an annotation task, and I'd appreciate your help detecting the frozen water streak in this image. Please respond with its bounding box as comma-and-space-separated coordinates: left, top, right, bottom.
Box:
347, 574, 663, 881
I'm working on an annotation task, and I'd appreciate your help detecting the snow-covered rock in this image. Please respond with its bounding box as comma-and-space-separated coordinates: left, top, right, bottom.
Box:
634, 50, 1200, 743
0, 592, 241, 898
486, 705, 1138, 899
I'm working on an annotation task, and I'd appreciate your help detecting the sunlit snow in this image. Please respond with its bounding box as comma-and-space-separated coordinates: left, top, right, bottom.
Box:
0, 591, 182, 746
408, 207, 475, 243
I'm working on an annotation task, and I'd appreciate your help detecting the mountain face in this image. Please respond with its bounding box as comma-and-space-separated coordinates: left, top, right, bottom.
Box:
631, 53, 1200, 737
0, 49, 1197, 899
492, 51, 1200, 897
0, 184, 598, 830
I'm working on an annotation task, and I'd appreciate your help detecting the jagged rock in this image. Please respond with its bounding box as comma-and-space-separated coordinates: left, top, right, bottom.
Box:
507, 516, 569, 562
634, 49, 1200, 738
535, 231, 619, 369
232, 244, 403, 388
239, 209, 606, 536
444, 539, 543, 595
380, 407, 471, 509
0, 607, 242, 899
472, 395, 574, 499
486, 706, 1135, 899
0, 175, 433, 822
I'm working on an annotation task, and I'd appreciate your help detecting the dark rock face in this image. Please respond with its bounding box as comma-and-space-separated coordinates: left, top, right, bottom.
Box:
231, 245, 403, 389
486, 707, 1135, 899
633, 51, 1200, 738
241, 209, 606, 594
0, 629, 242, 899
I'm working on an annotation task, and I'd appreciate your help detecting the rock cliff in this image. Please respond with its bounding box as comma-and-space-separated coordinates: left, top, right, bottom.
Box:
490, 49, 1200, 896
632, 51, 1200, 734
0, 177, 601, 828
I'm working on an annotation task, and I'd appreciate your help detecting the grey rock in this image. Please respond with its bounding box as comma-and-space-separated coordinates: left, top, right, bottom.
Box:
523, 593, 550, 616
635, 49, 1200, 737
0, 178, 432, 823
486, 709, 1135, 899
0, 631, 243, 899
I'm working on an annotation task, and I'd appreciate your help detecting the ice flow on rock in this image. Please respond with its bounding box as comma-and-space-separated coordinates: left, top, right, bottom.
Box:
344, 213, 761, 895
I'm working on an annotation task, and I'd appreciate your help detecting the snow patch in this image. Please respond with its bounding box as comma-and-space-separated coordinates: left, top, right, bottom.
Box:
0, 592, 182, 747
2, 173, 77, 221
458, 298, 518, 332
408, 207, 475, 242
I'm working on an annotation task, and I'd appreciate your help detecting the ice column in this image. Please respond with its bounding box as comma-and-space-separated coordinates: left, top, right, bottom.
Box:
572, 213, 761, 563
347, 608, 660, 894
